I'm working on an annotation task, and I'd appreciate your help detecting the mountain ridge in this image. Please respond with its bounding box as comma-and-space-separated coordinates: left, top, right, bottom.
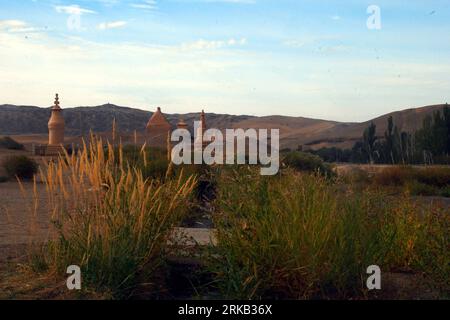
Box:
0, 103, 448, 149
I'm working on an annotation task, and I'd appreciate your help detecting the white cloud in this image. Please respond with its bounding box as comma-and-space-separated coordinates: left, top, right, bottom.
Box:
177, 0, 255, 3
283, 35, 342, 49
55, 5, 96, 15
0, 20, 44, 33
131, 0, 157, 10
210, 0, 255, 3
0, 30, 253, 113
181, 38, 247, 50
0, 20, 27, 28
98, 21, 128, 30
283, 40, 306, 48
95, 0, 120, 5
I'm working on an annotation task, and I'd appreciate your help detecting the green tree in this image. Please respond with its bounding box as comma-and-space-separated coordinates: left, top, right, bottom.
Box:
441, 104, 450, 155
363, 122, 377, 164
384, 116, 399, 164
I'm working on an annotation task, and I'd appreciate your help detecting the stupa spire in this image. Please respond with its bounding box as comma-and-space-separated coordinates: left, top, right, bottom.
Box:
177, 116, 188, 130
48, 93, 65, 146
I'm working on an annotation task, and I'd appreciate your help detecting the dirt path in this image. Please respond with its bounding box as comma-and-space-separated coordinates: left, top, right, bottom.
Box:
0, 181, 51, 246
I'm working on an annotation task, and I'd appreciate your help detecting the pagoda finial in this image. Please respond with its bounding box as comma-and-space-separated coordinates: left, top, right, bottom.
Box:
53, 93, 61, 110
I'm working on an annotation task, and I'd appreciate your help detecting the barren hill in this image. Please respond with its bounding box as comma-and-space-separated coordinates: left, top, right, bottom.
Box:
0, 103, 448, 150
0, 104, 252, 136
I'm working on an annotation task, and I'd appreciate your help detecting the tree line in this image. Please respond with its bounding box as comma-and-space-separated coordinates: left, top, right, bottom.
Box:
308, 104, 450, 164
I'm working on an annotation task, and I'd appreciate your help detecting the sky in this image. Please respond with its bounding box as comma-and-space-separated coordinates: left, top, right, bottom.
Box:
0, 0, 449, 122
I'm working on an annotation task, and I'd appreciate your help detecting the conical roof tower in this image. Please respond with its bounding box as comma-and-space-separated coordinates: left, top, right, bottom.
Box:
146, 107, 171, 147
146, 107, 171, 130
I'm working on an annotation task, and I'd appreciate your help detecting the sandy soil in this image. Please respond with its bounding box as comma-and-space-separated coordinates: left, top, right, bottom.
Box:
0, 181, 51, 246
0, 147, 61, 247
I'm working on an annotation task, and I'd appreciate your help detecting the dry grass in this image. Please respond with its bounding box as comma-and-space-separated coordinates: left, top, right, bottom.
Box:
25, 137, 197, 298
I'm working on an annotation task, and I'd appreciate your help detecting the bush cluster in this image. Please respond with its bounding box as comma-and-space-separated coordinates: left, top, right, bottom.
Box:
282, 151, 335, 177
0, 136, 25, 150
2, 155, 38, 180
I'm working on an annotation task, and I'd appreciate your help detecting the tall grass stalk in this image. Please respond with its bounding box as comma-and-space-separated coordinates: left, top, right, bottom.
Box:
31, 138, 196, 297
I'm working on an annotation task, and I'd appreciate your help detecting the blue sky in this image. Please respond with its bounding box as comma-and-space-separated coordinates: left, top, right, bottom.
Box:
0, 0, 449, 121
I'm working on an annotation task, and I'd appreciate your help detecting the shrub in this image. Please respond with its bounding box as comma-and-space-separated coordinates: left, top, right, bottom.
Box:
118, 145, 169, 180
406, 181, 439, 197
0, 136, 24, 150
207, 167, 449, 299
282, 151, 335, 177
2, 155, 38, 179
340, 167, 372, 185
142, 158, 170, 180
415, 167, 450, 188
374, 166, 414, 186
309, 147, 353, 163
440, 186, 450, 198
374, 166, 450, 189
433, 155, 450, 165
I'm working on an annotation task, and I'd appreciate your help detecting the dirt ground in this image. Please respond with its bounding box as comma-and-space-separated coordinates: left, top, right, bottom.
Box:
0, 145, 61, 247
0, 181, 51, 246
